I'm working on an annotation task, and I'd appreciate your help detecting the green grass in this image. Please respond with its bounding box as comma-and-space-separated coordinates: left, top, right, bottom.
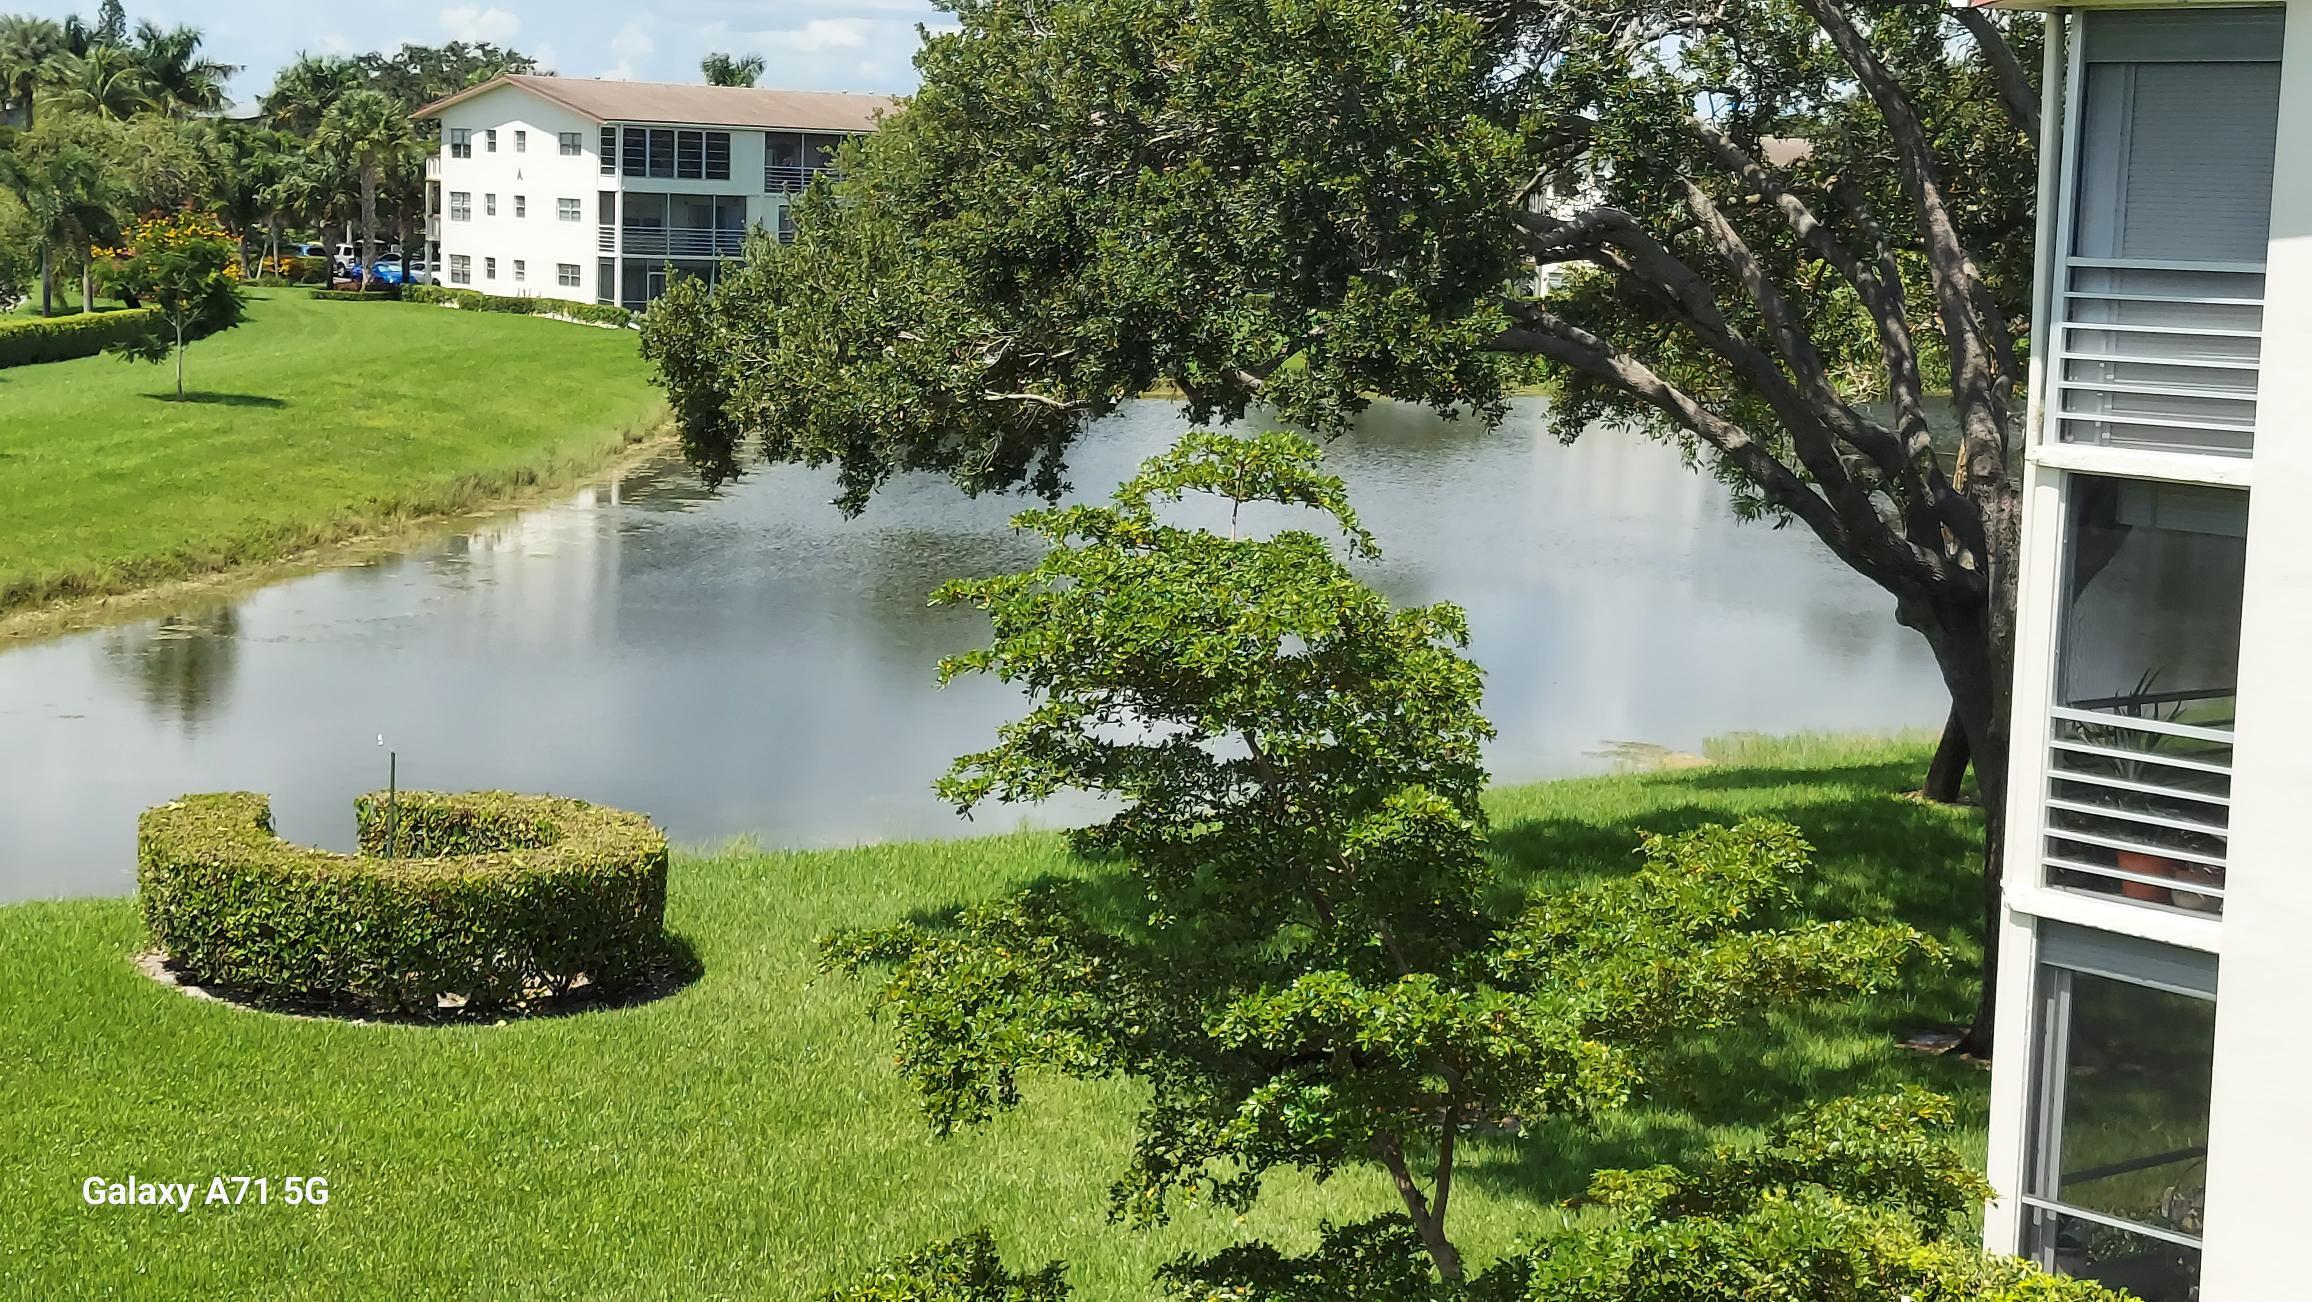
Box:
0, 289, 666, 615
0, 734, 1987, 1299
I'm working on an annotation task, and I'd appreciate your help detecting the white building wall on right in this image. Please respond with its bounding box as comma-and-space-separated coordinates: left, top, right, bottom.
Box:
2198, 0, 2312, 1295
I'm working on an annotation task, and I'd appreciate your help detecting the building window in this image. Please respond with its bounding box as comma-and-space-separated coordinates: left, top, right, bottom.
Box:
513, 129, 526, 153
448, 191, 471, 222
558, 197, 580, 222
560, 131, 582, 156
449, 128, 471, 159
597, 257, 615, 305
2055, 9, 2281, 457
513, 259, 526, 283
618, 127, 730, 180
485, 128, 497, 153
557, 262, 580, 288
485, 256, 497, 280
449, 254, 471, 284
514, 195, 526, 219
485, 193, 497, 217
599, 126, 616, 174
2044, 477, 2244, 912
2023, 923, 2214, 1301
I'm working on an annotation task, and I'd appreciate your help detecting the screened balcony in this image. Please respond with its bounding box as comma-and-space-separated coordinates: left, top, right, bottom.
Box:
610, 193, 748, 260
2041, 477, 2244, 915
2051, 9, 2279, 457
764, 130, 849, 192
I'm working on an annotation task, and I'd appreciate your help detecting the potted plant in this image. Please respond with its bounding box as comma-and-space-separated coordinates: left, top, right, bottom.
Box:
2068, 668, 2226, 908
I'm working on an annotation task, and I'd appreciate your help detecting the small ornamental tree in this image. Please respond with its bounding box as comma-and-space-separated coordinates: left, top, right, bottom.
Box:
98, 209, 242, 398
827, 431, 1935, 1284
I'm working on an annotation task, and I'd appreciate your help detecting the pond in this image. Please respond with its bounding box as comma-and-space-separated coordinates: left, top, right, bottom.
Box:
0, 400, 1950, 902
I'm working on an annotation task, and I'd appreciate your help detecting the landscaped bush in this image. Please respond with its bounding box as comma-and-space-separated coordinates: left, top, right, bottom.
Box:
138, 790, 671, 1014
0, 307, 164, 369
826, 1233, 1070, 1302
407, 282, 637, 327
310, 286, 401, 301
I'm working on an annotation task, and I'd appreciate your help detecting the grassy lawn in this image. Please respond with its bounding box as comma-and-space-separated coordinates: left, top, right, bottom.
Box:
0, 734, 1989, 1298
0, 289, 666, 616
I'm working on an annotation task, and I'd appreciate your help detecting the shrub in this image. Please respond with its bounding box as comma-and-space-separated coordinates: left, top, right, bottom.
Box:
310, 286, 401, 301
0, 307, 165, 369
138, 790, 671, 1014
826, 1233, 1071, 1301
406, 282, 637, 327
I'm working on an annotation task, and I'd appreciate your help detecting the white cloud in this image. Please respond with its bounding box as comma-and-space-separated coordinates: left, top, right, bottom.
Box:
318, 32, 353, 54
761, 18, 872, 53
440, 5, 522, 44
596, 60, 637, 81
610, 20, 656, 62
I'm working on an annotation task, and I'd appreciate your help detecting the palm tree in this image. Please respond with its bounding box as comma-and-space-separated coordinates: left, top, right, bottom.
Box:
261, 54, 360, 136
312, 90, 413, 289
0, 138, 112, 315
38, 46, 157, 121
0, 15, 64, 130
132, 21, 237, 118
700, 52, 766, 87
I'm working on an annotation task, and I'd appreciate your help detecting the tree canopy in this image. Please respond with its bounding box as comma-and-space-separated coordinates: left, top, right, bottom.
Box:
645, 0, 2045, 1052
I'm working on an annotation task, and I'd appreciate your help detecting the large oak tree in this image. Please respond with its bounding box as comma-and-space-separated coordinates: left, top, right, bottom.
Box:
644, 0, 2042, 1052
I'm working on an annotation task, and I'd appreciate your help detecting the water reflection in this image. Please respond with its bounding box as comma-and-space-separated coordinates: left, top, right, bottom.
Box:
97, 609, 240, 733
0, 400, 1949, 902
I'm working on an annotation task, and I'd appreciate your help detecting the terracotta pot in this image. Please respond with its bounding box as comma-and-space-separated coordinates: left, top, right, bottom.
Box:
2114, 849, 2179, 905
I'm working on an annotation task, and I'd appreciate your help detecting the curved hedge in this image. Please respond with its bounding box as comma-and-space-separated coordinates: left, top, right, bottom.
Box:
138, 791, 670, 1014
0, 307, 164, 369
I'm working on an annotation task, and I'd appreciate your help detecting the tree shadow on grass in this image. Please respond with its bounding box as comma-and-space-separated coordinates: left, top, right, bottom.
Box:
143, 391, 288, 408
1456, 756, 1990, 1208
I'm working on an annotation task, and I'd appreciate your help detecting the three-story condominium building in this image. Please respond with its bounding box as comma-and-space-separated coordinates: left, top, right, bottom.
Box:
415, 75, 895, 310
1980, 0, 2312, 1297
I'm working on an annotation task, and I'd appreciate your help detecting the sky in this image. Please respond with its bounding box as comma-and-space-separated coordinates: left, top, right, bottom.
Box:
19, 0, 947, 106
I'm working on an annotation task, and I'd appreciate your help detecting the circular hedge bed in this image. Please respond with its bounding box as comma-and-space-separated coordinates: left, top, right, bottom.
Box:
137, 790, 670, 1015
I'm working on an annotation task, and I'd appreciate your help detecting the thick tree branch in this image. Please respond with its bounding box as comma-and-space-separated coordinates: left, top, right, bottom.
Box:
1796, 0, 2011, 496
1954, 7, 2041, 148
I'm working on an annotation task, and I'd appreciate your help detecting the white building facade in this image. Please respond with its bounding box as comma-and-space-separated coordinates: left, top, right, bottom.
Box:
1981, 1, 2312, 1297
416, 75, 893, 310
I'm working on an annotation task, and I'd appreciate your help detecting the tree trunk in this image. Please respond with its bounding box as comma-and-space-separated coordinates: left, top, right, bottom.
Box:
39, 244, 53, 317
1906, 483, 2017, 1061
360, 168, 378, 291
80, 258, 94, 314
1923, 706, 1971, 803
174, 323, 185, 398
1379, 1136, 1463, 1282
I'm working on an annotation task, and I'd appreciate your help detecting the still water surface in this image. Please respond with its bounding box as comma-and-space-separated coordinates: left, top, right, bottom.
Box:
0, 400, 1948, 902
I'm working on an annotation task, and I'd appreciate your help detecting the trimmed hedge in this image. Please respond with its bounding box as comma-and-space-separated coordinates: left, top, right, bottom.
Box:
406, 282, 637, 328
310, 287, 401, 301
138, 790, 671, 1014
0, 307, 164, 369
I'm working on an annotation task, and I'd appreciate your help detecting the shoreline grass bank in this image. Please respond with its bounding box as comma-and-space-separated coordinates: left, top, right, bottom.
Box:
0, 734, 1982, 1299
0, 290, 669, 632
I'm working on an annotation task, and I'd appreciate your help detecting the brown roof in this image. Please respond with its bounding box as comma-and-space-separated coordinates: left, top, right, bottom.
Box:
416, 74, 897, 132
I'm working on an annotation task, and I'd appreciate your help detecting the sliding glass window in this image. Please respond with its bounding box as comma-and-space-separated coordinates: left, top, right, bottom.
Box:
2043, 476, 2243, 912
2024, 923, 2214, 1301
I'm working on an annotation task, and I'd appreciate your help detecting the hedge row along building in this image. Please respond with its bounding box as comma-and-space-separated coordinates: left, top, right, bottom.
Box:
414, 74, 895, 311
1981, 0, 2309, 1298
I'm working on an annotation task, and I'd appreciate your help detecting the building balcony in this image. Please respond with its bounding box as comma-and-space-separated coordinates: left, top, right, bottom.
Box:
610, 226, 747, 259
763, 162, 836, 193
425, 156, 442, 180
